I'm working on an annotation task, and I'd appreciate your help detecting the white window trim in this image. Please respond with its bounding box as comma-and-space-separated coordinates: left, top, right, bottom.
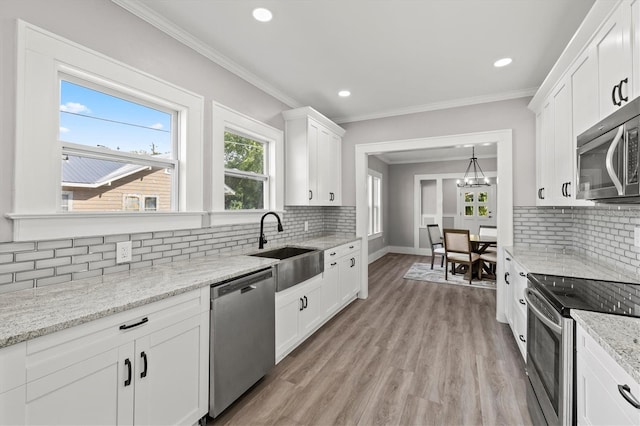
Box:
10, 21, 205, 241
211, 102, 284, 225
367, 169, 383, 239
61, 191, 73, 212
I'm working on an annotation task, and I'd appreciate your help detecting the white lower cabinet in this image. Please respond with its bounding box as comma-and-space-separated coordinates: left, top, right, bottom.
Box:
503, 251, 528, 361
275, 240, 362, 363
6, 287, 209, 425
576, 323, 640, 426
275, 274, 323, 362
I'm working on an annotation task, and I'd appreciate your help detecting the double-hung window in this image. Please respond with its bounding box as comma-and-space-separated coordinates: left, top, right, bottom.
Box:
368, 170, 382, 237
59, 78, 178, 212
224, 131, 269, 210
12, 21, 204, 241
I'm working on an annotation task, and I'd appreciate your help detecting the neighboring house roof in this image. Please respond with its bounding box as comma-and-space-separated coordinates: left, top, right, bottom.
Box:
62, 155, 151, 188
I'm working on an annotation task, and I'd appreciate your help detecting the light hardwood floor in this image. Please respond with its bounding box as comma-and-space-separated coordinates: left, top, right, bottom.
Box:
211, 253, 532, 426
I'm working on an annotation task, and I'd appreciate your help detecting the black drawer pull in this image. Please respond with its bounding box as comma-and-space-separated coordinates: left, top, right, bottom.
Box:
299, 298, 304, 311
124, 358, 132, 386
505, 272, 510, 284
141, 351, 148, 378
519, 335, 526, 343
519, 299, 526, 305
519, 272, 526, 277
303, 295, 308, 309
119, 317, 148, 330
618, 384, 640, 409
330, 262, 337, 266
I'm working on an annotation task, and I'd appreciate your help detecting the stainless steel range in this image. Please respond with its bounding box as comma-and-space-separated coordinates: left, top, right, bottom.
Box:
525, 273, 640, 426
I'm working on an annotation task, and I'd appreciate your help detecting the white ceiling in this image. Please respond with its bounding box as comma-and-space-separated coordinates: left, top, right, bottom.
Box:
117, 0, 595, 124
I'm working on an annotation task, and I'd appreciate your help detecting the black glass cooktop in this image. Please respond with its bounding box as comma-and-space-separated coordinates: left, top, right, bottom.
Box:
527, 273, 640, 318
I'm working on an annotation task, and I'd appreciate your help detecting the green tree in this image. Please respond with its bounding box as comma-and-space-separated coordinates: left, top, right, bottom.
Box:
224, 132, 265, 210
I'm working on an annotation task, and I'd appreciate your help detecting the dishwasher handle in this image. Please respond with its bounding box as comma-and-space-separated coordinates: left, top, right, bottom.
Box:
212, 268, 273, 299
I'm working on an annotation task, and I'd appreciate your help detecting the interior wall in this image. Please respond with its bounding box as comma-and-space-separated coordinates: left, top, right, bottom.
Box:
0, 0, 291, 242
367, 155, 389, 255
340, 97, 535, 207
388, 158, 497, 247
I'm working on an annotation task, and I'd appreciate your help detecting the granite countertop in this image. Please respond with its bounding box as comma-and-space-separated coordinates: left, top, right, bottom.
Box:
0, 234, 360, 349
571, 310, 640, 384
504, 246, 639, 283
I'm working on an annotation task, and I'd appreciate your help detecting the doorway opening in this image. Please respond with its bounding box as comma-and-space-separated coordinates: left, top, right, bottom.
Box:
355, 129, 513, 322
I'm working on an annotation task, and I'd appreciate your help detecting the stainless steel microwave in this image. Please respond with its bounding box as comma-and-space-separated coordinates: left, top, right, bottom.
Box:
577, 97, 640, 202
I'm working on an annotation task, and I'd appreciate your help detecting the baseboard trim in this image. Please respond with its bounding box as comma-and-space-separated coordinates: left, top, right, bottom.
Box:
388, 246, 431, 256
368, 246, 390, 264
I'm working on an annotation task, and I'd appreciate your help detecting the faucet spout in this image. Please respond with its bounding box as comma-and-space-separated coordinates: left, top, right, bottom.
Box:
259, 211, 283, 249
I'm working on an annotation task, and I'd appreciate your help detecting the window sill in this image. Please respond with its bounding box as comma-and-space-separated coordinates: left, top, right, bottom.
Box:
7, 212, 206, 241
368, 232, 383, 241
209, 210, 286, 226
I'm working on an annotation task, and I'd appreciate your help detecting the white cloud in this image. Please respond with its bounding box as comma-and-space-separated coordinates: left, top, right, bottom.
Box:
60, 102, 91, 114
150, 123, 164, 130
59, 127, 70, 133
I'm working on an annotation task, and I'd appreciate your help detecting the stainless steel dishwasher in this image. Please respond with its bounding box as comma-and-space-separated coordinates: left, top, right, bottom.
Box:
209, 267, 275, 418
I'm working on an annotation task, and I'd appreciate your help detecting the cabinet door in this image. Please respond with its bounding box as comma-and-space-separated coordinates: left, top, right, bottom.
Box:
552, 80, 574, 205
326, 133, 342, 204
322, 260, 340, 317
595, 1, 633, 118
512, 308, 527, 362
275, 287, 304, 361
307, 120, 320, 205
576, 326, 640, 426
339, 254, 360, 305
299, 275, 324, 337
25, 344, 133, 426
503, 255, 513, 328
316, 126, 332, 204
571, 47, 600, 137
537, 100, 554, 205
0, 386, 25, 425
133, 314, 204, 426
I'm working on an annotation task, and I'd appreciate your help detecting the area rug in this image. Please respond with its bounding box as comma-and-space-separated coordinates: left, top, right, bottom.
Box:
403, 262, 496, 290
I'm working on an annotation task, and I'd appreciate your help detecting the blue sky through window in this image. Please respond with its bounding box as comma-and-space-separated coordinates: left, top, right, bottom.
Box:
59, 80, 172, 155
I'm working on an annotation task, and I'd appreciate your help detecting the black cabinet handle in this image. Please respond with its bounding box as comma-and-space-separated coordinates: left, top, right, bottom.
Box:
618, 384, 640, 409
350, 258, 355, 267
299, 298, 304, 311
119, 317, 148, 330
124, 358, 132, 386
506, 257, 511, 261
538, 187, 544, 200
140, 351, 148, 378
309, 190, 313, 200
349, 245, 354, 249
519, 272, 526, 277
619, 78, 629, 103
330, 252, 336, 256
519, 335, 526, 343
612, 83, 620, 106
505, 272, 510, 284
329, 192, 334, 201
330, 262, 337, 266
537, 188, 541, 199
303, 295, 308, 309
519, 299, 526, 305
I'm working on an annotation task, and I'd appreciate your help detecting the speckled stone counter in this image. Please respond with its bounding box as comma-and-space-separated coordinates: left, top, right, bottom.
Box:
504, 246, 639, 283
571, 310, 640, 384
0, 234, 360, 349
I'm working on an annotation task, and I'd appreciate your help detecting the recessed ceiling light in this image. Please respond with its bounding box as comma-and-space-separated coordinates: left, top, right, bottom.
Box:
494, 57, 513, 68
252, 8, 273, 22
463, 144, 474, 148
338, 90, 351, 97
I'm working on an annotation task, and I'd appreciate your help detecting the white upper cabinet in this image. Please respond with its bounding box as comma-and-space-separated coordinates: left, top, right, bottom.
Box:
283, 107, 345, 206
530, 0, 635, 207
594, 1, 633, 118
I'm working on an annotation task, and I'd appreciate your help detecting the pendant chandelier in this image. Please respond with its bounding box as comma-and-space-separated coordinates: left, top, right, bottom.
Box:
457, 147, 490, 188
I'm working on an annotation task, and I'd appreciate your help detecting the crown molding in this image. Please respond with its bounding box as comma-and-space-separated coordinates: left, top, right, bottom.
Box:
111, 0, 302, 109
377, 153, 497, 165
332, 88, 537, 124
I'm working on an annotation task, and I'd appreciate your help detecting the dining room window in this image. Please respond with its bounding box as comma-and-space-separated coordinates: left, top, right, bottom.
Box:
368, 170, 382, 236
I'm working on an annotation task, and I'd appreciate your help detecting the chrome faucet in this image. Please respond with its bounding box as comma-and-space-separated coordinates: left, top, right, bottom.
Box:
259, 211, 283, 249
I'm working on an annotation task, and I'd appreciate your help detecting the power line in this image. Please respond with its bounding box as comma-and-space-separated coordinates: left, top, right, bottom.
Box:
60, 110, 171, 133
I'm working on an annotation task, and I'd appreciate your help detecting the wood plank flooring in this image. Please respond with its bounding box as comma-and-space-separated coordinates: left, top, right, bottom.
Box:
210, 253, 532, 426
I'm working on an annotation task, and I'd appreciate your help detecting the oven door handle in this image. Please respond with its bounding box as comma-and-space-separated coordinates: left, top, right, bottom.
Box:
605, 125, 625, 196
524, 288, 563, 335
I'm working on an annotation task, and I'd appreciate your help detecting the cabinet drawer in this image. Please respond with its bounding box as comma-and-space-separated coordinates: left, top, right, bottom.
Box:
325, 241, 361, 263
0, 342, 26, 393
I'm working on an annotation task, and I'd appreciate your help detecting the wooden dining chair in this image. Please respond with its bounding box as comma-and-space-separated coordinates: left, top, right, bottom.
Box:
426, 224, 445, 269
443, 228, 481, 284
480, 251, 498, 278
478, 225, 498, 254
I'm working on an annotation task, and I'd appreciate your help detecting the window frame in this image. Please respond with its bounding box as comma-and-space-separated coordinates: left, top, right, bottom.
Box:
367, 169, 383, 239
211, 102, 284, 225
11, 21, 205, 241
